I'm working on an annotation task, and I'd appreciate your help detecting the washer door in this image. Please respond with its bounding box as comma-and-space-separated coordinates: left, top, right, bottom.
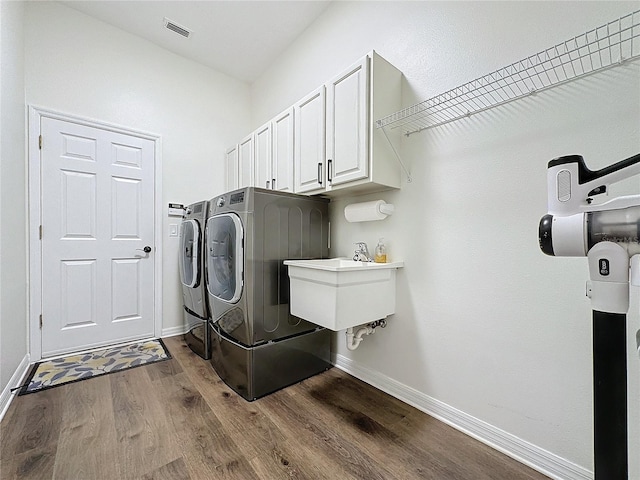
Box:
179, 219, 200, 288
206, 213, 244, 304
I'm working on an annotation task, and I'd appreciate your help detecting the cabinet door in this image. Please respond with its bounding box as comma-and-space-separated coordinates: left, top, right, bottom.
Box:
326, 56, 369, 186
294, 86, 326, 194
272, 107, 294, 193
238, 134, 254, 188
225, 145, 239, 191
254, 122, 272, 190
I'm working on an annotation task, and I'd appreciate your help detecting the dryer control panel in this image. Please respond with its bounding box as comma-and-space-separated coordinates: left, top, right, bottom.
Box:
230, 191, 245, 205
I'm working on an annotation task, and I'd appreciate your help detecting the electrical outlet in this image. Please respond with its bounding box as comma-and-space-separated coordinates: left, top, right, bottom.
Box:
169, 224, 178, 237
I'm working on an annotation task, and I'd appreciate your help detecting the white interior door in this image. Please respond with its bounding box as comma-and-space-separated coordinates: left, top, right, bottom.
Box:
40, 117, 156, 357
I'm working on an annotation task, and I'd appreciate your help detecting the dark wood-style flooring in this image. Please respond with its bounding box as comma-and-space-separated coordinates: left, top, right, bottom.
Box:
1, 336, 549, 479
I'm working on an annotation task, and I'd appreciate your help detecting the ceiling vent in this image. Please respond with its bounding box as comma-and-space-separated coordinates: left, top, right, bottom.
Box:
163, 17, 192, 38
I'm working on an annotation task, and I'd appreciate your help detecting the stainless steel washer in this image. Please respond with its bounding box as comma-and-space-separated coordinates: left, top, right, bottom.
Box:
180, 200, 210, 359
205, 187, 331, 400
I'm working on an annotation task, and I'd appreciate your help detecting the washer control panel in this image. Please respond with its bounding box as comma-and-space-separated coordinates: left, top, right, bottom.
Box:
230, 191, 245, 205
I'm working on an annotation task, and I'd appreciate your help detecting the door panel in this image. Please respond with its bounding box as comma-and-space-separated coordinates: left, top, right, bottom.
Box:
238, 135, 253, 188
225, 145, 239, 191
254, 123, 272, 190
326, 56, 369, 185
61, 170, 96, 238
272, 107, 294, 193
41, 117, 155, 357
179, 219, 199, 288
294, 86, 326, 194
206, 213, 244, 304
111, 258, 142, 322
111, 176, 142, 238
60, 259, 97, 329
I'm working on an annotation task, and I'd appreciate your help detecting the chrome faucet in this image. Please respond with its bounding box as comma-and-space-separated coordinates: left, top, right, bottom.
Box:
353, 242, 373, 262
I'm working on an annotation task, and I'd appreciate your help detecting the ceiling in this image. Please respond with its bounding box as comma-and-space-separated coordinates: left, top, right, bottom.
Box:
60, 1, 332, 83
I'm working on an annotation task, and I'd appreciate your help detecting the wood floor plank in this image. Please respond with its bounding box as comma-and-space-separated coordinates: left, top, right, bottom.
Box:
0, 336, 550, 480
51, 375, 119, 480
164, 337, 355, 480
156, 369, 260, 479
294, 374, 507, 480
1, 447, 57, 480
162, 337, 226, 391
300, 367, 414, 428
160, 339, 298, 478
257, 387, 392, 480
141, 457, 192, 480
247, 438, 341, 480
144, 355, 183, 382
110, 366, 182, 479
397, 410, 547, 480
301, 369, 548, 479
0, 387, 63, 480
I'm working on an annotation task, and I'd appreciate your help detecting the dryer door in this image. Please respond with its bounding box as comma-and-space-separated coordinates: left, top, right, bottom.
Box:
206, 213, 244, 304
179, 219, 201, 288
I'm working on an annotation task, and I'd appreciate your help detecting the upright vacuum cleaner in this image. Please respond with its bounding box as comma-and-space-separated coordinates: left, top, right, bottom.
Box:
539, 152, 640, 479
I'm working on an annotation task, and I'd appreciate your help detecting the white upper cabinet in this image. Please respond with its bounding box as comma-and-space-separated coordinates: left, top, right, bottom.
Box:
225, 51, 401, 196
225, 145, 239, 191
228, 109, 295, 194
271, 107, 294, 193
294, 86, 326, 194
238, 134, 254, 188
254, 122, 272, 190
326, 56, 369, 187
294, 51, 402, 196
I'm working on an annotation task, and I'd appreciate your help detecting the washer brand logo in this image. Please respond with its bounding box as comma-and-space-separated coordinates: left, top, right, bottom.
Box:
599, 258, 610, 276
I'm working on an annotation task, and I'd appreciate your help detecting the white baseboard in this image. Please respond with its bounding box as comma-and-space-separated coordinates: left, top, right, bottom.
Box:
0, 354, 31, 423
334, 354, 592, 480
161, 325, 189, 338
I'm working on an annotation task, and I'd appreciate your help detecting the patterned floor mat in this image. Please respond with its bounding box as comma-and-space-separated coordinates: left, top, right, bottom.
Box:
17, 339, 171, 395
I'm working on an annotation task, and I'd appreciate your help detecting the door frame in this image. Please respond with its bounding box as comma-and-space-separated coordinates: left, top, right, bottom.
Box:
28, 105, 163, 361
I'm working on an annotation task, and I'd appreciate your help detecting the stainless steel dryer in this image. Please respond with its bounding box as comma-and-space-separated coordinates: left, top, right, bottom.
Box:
180, 200, 211, 359
205, 187, 331, 400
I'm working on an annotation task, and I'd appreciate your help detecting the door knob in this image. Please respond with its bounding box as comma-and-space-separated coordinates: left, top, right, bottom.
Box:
137, 246, 152, 253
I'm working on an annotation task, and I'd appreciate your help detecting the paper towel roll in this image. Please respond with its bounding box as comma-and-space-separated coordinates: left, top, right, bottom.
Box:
344, 200, 394, 222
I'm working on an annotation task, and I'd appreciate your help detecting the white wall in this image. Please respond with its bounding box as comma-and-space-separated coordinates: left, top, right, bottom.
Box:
0, 1, 27, 397
252, 1, 640, 477
24, 2, 251, 338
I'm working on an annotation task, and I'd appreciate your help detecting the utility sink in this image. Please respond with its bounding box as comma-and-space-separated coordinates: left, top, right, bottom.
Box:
284, 258, 403, 331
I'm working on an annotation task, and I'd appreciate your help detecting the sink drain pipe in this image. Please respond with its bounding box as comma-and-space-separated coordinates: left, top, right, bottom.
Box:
345, 320, 386, 350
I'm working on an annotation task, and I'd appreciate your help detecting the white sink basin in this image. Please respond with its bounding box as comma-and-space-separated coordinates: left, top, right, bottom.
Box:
285, 258, 404, 271
284, 258, 403, 331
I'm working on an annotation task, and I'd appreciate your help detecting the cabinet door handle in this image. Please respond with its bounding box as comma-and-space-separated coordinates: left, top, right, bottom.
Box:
272, 178, 276, 190
327, 159, 333, 183
317, 163, 323, 185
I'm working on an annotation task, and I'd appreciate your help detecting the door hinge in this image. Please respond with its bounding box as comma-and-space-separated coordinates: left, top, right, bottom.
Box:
39, 225, 43, 240
39, 135, 42, 150
39, 314, 43, 329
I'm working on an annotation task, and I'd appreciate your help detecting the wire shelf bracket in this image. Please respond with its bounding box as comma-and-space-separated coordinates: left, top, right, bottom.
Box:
376, 9, 640, 136
380, 126, 412, 182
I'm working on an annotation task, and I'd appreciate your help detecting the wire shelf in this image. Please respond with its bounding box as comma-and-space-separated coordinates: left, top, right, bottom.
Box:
376, 10, 640, 136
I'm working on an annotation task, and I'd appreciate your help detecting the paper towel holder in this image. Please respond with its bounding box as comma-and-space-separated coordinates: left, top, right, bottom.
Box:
378, 202, 394, 216
344, 200, 395, 222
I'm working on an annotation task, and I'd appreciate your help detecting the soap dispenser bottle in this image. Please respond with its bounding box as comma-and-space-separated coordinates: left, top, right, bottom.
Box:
374, 238, 387, 263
